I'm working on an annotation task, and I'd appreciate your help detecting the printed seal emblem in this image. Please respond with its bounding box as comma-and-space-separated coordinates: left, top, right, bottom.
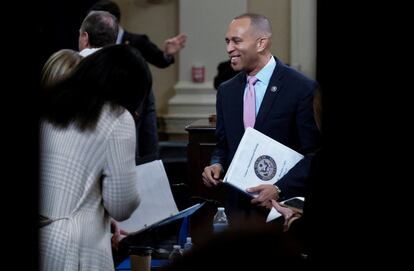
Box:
254, 155, 277, 181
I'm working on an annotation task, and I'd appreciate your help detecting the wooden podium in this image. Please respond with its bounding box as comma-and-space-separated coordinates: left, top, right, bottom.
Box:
185, 118, 217, 198
185, 118, 227, 244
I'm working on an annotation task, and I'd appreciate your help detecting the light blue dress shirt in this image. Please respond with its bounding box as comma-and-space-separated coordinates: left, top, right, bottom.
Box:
116, 26, 124, 45
244, 56, 277, 115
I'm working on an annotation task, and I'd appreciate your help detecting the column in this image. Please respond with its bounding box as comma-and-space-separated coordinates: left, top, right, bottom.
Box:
290, 0, 317, 79
163, 0, 247, 138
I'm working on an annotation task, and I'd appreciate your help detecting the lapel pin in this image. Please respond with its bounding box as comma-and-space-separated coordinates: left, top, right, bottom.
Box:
271, 86, 278, 92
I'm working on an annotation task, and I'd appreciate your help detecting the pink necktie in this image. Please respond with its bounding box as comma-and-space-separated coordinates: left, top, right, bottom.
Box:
244, 76, 258, 128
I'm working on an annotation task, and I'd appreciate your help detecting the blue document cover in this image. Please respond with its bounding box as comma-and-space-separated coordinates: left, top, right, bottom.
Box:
129, 202, 205, 236
155, 202, 204, 227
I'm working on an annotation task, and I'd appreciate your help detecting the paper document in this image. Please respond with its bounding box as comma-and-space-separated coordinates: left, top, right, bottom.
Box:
118, 160, 179, 234
224, 127, 304, 196
266, 197, 305, 222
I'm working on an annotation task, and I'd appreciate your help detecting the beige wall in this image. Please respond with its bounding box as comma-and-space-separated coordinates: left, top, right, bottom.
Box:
247, 0, 290, 63
115, 0, 179, 115
115, 0, 291, 114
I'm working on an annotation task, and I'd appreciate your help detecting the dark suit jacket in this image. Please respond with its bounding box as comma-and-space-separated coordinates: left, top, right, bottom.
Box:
211, 57, 320, 201
121, 30, 174, 163
122, 31, 174, 68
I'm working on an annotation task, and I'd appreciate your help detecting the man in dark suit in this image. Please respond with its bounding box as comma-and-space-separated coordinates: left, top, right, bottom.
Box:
89, 0, 187, 164
202, 13, 320, 223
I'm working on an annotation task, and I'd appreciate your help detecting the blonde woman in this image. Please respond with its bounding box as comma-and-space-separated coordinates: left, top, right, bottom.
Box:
40, 49, 82, 89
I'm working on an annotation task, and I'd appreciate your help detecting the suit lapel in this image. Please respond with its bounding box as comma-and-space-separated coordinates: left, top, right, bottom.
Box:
122, 31, 131, 45
255, 58, 286, 130
234, 73, 246, 133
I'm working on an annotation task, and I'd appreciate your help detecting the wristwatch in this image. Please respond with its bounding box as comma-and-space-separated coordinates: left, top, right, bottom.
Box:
274, 185, 282, 195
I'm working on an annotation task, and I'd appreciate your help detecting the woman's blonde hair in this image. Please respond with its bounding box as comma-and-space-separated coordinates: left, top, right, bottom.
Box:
41, 49, 82, 89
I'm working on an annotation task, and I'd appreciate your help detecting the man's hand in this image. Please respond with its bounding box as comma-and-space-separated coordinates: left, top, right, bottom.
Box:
164, 33, 187, 56
247, 184, 280, 208
202, 164, 224, 187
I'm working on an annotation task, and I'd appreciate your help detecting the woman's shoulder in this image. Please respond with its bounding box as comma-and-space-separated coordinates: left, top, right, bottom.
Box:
98, 105, 135, 136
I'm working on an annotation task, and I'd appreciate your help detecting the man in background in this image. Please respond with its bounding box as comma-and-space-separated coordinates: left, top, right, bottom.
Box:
78, 10, 118, 57
89, 0, 187, 164
213, 59, 239, 90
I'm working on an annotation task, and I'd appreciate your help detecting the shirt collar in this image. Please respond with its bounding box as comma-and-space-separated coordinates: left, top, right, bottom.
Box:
79, 47, 101, 57
116, 26, 124, 45
247, 56, 276, 84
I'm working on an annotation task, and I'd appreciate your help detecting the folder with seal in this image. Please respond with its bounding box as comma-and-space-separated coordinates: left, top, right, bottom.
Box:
223, 127, 304, 197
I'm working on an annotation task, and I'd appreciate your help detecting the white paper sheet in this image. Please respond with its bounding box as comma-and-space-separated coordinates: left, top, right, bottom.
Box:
118, 160, 179, 233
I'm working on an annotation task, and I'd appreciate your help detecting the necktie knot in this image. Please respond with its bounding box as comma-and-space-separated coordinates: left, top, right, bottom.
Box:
248, 76, 258, 86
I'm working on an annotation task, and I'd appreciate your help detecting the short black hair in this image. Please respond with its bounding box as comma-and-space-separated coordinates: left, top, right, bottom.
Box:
89, 0, 121, 22
234, 13, 272, 36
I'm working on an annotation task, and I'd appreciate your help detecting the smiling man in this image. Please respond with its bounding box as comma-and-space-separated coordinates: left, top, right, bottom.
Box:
202, 13, 321, 224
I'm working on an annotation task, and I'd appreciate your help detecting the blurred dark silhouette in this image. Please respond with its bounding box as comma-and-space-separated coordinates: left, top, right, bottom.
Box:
39, 0, 97, 76
213, 60, 239, 90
